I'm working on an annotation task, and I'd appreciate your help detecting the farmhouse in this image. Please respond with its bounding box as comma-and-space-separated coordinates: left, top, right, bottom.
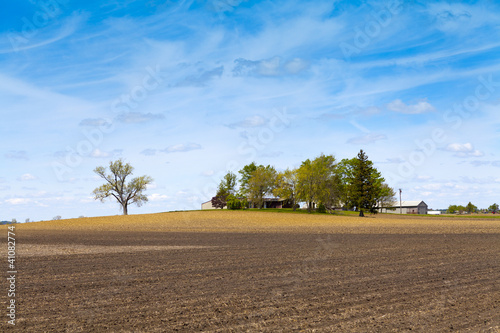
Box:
201, 198, 286, 210
379, 201, 428, 214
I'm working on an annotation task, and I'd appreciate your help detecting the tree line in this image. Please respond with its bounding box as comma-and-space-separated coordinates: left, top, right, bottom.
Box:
211, 150, 396, 216
88, 151, 395, 216
447, 202, 499, 214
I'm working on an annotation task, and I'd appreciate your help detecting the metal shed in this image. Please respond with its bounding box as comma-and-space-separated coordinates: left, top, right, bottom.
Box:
379, 201, 428, 214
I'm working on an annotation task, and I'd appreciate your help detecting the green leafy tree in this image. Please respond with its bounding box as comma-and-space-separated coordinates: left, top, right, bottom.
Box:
296, 154, 340, 213
351, 150, 378, 216
273, 168, 299, 210
238, 162, 258, 196
489, 203, 499, 213
465, 202, 477, 214
375, 183, 397, 210
210, 171, 238, 209
226, 194, 247, 210
338, 158, 357, 210
217, 171, 237, 197
317, 203, 327, 214
447, 204, 458, 214
247, 165, 277, 208
93, 159, 153, 215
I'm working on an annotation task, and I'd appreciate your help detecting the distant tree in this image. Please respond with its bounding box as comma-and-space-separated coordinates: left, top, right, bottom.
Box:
211, 195, 227, 209
53, 216, 62, 220
273, 168, 299, 210
376, 183, 397, 210
25, 218, 30, 223
296, 154, 340, 213
317, 203, 327, 214
339, 155, 391, 213
447, 205, 458, 214
211, 171, 238, 209
93, 159, 153, 215
226, 194, 247, 210
247, 165, 277, 208
338, 158, 357, 210
465, 202, 477, 214
217, 171, 237, 197
488, 203, 499, 213
457, 205, 466, 214
238, 162, 258, 196
350, 150, 378, 216
11, 218, 17, 223
296, 158, 315, 212
314, 155, 341, 211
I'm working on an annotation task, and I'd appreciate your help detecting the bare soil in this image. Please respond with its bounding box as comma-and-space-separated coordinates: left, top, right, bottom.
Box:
2, 212, 500, 332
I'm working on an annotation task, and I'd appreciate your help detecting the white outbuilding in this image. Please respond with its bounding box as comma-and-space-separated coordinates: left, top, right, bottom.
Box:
379, 201, 428, 214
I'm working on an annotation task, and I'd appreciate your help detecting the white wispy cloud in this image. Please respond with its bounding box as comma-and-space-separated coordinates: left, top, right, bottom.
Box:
5, 151, 29, 160
387, 99, 435, 114
115, 112, 165, 123
90, 149, 123, 158
233, 56, 309, 77
176, 66, 224, 87
140, 149, 157, 156
17, 173, 37, 181
0, 13, 83, 54
162, 143, 202, 153
226, 115, 267, 129
148, 193, 170, 202
444, 143, 484, 157
347, 133, 387, 145
5, 198, 32, 205
79, 118, 111, 126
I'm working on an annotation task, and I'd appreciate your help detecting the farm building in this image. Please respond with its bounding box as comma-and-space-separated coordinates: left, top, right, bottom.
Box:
201, 198, 286, 210
250, 198, 285, 209
201, 200, 218, 210
379, 201, 428, 214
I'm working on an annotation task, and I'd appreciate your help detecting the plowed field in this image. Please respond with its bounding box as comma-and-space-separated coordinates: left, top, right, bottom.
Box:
2, 211, 499, 332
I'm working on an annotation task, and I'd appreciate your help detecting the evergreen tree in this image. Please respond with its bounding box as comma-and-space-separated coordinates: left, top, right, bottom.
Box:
351, 150, 377, 216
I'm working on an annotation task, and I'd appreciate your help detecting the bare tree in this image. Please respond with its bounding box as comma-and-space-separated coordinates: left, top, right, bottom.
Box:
93, 159, 153, 215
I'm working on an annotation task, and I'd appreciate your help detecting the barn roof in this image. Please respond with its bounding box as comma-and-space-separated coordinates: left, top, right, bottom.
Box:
390, 201, 427, 207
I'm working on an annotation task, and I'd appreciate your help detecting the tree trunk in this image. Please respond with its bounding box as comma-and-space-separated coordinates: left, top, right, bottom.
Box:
359, 209, 364, 217
123, 203, 128, 215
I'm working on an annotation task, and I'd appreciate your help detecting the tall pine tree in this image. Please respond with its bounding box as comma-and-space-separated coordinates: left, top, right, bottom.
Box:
351, 150, 377, 217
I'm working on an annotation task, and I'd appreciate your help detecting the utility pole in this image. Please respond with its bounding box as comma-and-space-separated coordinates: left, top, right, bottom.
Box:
399, 188, 402, 214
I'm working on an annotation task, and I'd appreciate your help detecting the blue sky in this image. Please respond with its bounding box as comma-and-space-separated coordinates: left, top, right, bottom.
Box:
1, 0, 500, 221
